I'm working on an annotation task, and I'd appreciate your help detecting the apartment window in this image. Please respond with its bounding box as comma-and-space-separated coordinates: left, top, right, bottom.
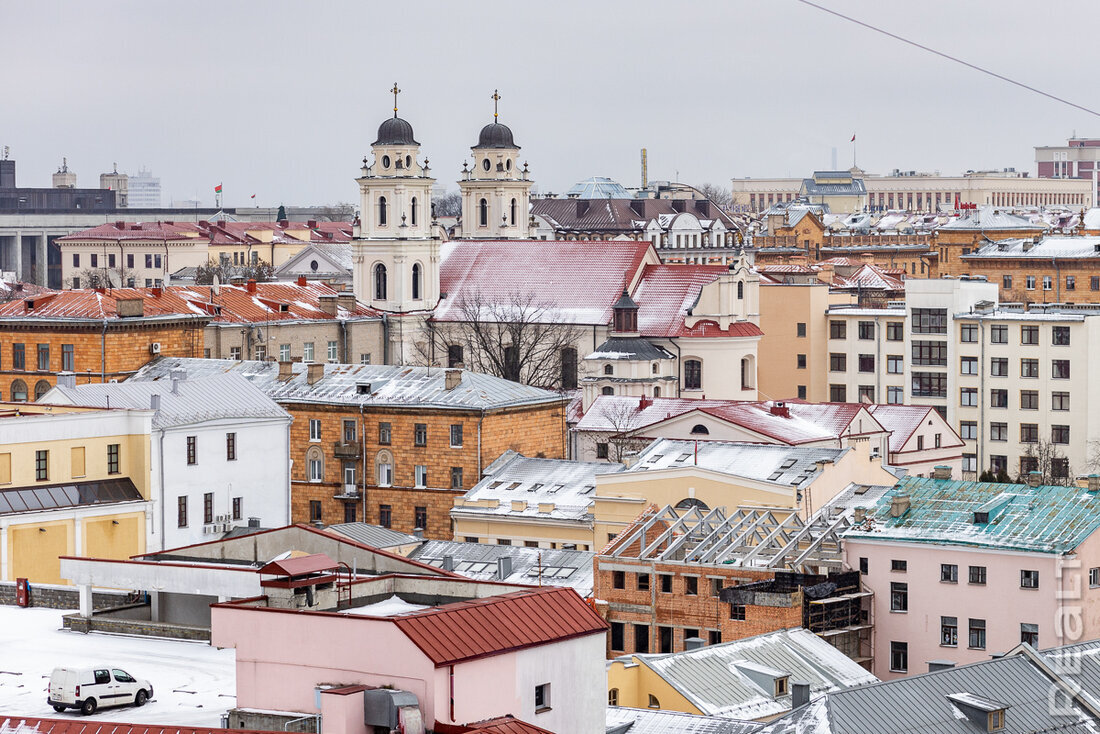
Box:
969, 618, 986, 649
108, 254, 116, 268
829, 320, 847, 339
960, 356, 978, 375
12, 343, 25, 371
340, 420, 357, 444
829, 384, 847, 402
450, 466, 463, 489
829, 353, 847, 372
596, 442, 609, 459
37, 344, 49, 371
232, 497, 242, 521
637, 573, 650, 591
61, 344, 74, 372
989, 357, 1007, 377
685, 576, 698, 595
969, 565, 986, 584
35, 449, 49, 481
858, 321, 875, 340
887, 355, 903, 374
796, 322, 807, 337
990, 325, 1008, 344
886, 321, 904, 341
414, 506, 428, 530
990, 454, 1008, 474
634, 624, 650, 654
186, 436, 197, 465
1052, 360, 1070, 379
609, 621, 625, 652
309, 419, 321, 442
730, 604, 747, 621
1021, 358, 1039, 378
891, 559, 907, 571
279, 344, 290, 361
177, 496, 188, 528
229, 346, 242, 360
612, 571, 625, 590
935, 617, 963, 653
107, 444, 120, 474
414, 465, 427, 488
890, 582, 908, 611
154, 253, 162, 268
960, 323, 978, 343
1020, 390, 1038, 410
1021, 569, 1039, 589
708, 630, 721, 646
1020, 424, 1039, 443
859, 557, 868, 574
203, 492, 214, 524
963, 453, 977, 473
303, 342, 314, 362
889, 641, 908, 673
941, 564, 958, 583
659, 574, 672, 593
990, 389, 1008, 408
1026, 275, 1036, 290
911, 308, 947, 334
450, 424, 463, 447
327, 341, 338, 362
1021, 623, 1039, 647
684, 359, 702, 390
1051, 425, 1070, 444
90, 253, 98, 268
1043, 275, 1053, 291
990, 422, 1008, 442
1052, 326, 1071, 346
1021, 325, 1039, 345
855, 354, 873, 373
796, 354, 807, 369
911, 372, 946, 398
1053, 457, 1070, 479
377, 504, 392, 528
309, 500, 322, 523
378, 422, 392, 444
360, 353, 371, 364
959, 421, 977, 440
1090, 567, 1100, 588
1093, 276, 1100, 291
1052, 391, 1070, 411
912, 340, 947, 366
1020, 456, 1038, 475
887, 386, 903, 404
858, 385, 875, 403
414, 423, 427, 446
1002, 275, 1012, 290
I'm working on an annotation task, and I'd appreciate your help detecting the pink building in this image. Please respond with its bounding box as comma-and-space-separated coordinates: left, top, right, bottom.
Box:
210, 561, 608, 734
845, 472, 1100, 680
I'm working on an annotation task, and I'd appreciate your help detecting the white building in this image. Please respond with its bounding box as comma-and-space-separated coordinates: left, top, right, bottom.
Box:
128, 167, 162, 208
42, 370, 292, 550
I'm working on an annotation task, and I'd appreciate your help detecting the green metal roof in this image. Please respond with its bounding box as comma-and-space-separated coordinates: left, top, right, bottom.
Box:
842, 476, 1100, 554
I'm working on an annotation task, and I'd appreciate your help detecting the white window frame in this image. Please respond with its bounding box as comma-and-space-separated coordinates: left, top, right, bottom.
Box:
309, 419, 322, 442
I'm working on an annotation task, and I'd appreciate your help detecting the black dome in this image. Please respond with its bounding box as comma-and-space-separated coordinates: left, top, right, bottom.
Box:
374, 117, 418, 146
476, 122, 518, 149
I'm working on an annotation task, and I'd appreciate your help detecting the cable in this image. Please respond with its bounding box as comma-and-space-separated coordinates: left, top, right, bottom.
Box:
794, 0, 1100, 119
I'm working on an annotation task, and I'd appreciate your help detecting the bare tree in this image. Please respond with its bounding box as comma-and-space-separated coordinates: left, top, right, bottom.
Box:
418, 290, 581, 388
194, 258, 275, 285
698, 183, 733, 212
1016, 438, 1073, 486
584, 398, 650, 463
76, 266, 131, 289
432, 191, 462, 218
315, 202, 355, 222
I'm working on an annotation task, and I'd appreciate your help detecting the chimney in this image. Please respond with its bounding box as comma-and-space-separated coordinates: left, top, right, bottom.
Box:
770, 401, 790, 418
248, 517, 260, 528
412, 527, 424, 539
278, 219, 289, 228
56, 372, 76, 389
933, 465, 952, 481
278, 360, 295, 381
150, 286, 163, 298
791, 681, 811, 709
497, 556, 513, 580
927, 660, 956, 673
246, 279, 257, 293
337, 292, 357, 311
445, 368, 462, 391
441, 556, 454, 572
683, 636, 705, 651
1028, 470, 1042, 488
150, 394, 161, 411
317, 294, 338, 316
116, 298, 145, 318
1089, 475, 1100, 493
852, 506, 866, 523
889, 494, 910, 518
169, 368, 186, 395
306, 362, 324, 385
297, 275, 307, 287
307, 219, 318, 228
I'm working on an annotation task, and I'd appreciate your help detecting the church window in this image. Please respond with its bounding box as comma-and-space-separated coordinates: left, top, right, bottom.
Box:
560, 348, 578, 389
601, 386, 614, 396
506, 159, 512, 171
381, 155, 391, 169
405, 155, 411, 168
603, 364, 614, 376
373, 263, 387, 300
378, 196, 388, 226
510, 198, 517, 226
737, 281, 744, 300
412, 263, 422, 300
482, 158, 491, 172
479, 199, 488, 227
411, 197, 418, 226
448, 345, 463, 368
685, 359, 702, 390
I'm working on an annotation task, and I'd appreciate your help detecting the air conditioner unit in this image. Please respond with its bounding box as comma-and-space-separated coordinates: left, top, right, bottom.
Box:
150, 342, 162, 355
216, 514, 231, 523
203, 523, 219, 534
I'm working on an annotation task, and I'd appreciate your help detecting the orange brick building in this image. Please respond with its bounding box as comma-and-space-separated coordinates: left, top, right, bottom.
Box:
959, 234, 1100, 303
0, 290, 208, 401
132, 357, 568, 539
932, 208, 1046, 277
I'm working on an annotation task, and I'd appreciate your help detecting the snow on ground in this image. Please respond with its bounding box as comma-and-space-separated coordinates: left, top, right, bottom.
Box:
0, 606, 235, 727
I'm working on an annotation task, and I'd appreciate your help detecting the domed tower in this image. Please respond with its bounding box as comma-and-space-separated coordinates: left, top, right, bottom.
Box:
458, 90, 533, 239
352, 84, 440, 324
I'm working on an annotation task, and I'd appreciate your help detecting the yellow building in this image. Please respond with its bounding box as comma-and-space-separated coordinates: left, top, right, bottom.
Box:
0, 402, 152, 584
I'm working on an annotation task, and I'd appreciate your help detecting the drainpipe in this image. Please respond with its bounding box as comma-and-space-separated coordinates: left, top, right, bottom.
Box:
360, 403, 367, 522
381, 313, 390, 365
157, 427, 166, 549
670, 337, 682, 397
101, 318, 108, 382
978, 318, 986, 475
875, 315, 882, 403
340, 318, 348, 363
1053, 258, 1061, 302
477, 408, 485, 479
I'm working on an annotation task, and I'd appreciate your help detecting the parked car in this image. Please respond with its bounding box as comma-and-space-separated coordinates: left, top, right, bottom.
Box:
48, 667, 153, 715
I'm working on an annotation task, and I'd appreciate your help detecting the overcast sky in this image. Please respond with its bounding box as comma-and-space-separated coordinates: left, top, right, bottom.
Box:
3, 0, 1099, 209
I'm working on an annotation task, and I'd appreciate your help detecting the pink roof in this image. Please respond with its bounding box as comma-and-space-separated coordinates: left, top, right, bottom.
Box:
0, 719, 282, 734
58, 220, 353, 246
832, 263, 904, 291
633, 264, 764, 338
57, 221, 206, 242
867, 404, 964, 452
259, 553, 338, 577
393, 586, 606, 666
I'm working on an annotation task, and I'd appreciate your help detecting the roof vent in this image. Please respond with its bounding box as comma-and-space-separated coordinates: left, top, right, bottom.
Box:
791, 681, 811, 709
56, 372, 76, 389
496, 556, 512, 580
684, 637, 705, 651
1089, 474, 1100, 493
441, 556, 454, 571
150, 394, 161, 411
1027, 470, 1042, 488
928, 660, 956, 672
356, 382, 371, 395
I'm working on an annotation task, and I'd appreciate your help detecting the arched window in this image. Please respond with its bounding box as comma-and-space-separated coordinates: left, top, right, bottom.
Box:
510, 198, 517, 226
608, 689, 619, 706
373, 263, 387, 300
375, 450, 393, 487
411, 197, 418, 226
676, 498, 709, 510
653, 387, 661, 397
648, 695, 660, 709
741, 356, 755, 390
34, 380, 50, 401
651, 363, 659, 374
684, 359, 702, 390
690, 424, 710, 435
306, 446, 324, 482
603, 364, 614, 376
11, 379, 27, 402
411, 263, 422, 300
448, 344, 464, 368
378, 196, 388, 226
737, 281, 744, 300
479, 198, 488, 227
601, 386, 614, 396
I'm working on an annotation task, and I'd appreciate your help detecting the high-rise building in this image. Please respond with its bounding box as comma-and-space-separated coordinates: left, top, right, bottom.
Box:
1035, 137, 1100, 204
128, 167, 161, 208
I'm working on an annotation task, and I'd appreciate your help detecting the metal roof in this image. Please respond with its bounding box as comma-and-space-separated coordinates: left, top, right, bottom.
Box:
410, 539, 595, 596
0, 477, 144, 516
259, 553, 338, 577
843, 476, 1100, 553
326, 523, 423, 549
937, 208, 1044, 231
605, 707, 760, 734
564, 177, 634, 200
963, 235, 1100, 260
1039, 639, 1100, 701
44, 373, 290, 430
630, 628, 877, 720
587, 337, 675, 362
131, 358, 564, 412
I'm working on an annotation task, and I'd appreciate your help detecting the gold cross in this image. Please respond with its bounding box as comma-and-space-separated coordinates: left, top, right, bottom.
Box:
391, 82, 401, 117
491, 89, 501, 120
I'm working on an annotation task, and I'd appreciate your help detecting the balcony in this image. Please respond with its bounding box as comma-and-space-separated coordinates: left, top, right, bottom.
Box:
333, 441, 360, 459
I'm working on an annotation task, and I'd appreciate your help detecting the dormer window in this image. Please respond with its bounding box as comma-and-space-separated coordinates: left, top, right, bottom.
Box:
989, 710, 1004, 731
774, 676, 789, 698
603, 364, 613, 376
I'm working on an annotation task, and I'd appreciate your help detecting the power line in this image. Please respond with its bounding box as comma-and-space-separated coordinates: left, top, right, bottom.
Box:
794, 0, 1100, 119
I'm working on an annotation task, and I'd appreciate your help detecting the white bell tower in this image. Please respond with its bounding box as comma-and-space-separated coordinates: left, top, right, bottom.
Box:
458, 89, 533, 239
352, 83, 440, 317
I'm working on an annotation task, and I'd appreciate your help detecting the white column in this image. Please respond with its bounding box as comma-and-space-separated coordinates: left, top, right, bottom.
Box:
36, 234, 47, 286
13, 230, 23, 282
150, 590, 162, 622
78, 584, 93, 617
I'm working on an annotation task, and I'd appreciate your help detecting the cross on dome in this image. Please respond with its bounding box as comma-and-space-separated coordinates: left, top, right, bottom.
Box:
491, 89, 501, 120
391, 82, 401, 117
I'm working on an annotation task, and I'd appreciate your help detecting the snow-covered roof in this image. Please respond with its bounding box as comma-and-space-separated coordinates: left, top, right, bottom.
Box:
410, 540, 595, 596
962, 234, 1100, 259
605, 707, 760, 734
937, 207, 1044, 231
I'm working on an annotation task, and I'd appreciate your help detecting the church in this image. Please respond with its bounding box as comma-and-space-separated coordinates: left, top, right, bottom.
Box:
350, 87, 762, 403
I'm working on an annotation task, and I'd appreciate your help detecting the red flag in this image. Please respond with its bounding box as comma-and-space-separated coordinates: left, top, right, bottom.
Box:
250, 194, 256, 199
850, 134, 856, 142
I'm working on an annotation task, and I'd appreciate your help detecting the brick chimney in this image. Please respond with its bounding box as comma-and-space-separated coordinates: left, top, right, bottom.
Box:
889, 494, 910, 518
445, 368, 462, 391
1090, 475, 1100, 493
317, 294, 338, 316
336, 293, 357, 311
246, 279, 257, 293
1028, 470, 1042, 488
932, 465, 952, 481
297, 275, 307, 287
769, 401, 790, 418
307, 362, 324, 385
278, 360, 295, 381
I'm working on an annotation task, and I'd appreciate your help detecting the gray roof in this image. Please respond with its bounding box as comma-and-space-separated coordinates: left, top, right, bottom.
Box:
963, 235, 1100, 260
274, 242, 353, 276
628, 628, 877, 720
452, 450, 624, 524
131, 357, 565, 412
627, 439, 847, 490
801, 173, 866, 198
410, 539, 594, 596
565, 177, 634, 200
605, 707, 760, 734
326, 523, 423, 550
1039, 639, 1100, 702
937, 208, 1044, 231
756, 652, 1100, 734
42, 372, 290, 430
587, 337, 675, 361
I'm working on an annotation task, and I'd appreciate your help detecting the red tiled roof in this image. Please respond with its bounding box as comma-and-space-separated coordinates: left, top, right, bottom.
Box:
633, 264, 763, 338
58, 220, 352, 246
393, 586, 606, 667
57, 221, 207, 242
0, 718, 281, 734
259, 553, 338, 577
449, 717, 555, 734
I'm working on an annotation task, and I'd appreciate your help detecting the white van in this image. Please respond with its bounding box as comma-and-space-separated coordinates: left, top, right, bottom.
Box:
48, 667, 153, 715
